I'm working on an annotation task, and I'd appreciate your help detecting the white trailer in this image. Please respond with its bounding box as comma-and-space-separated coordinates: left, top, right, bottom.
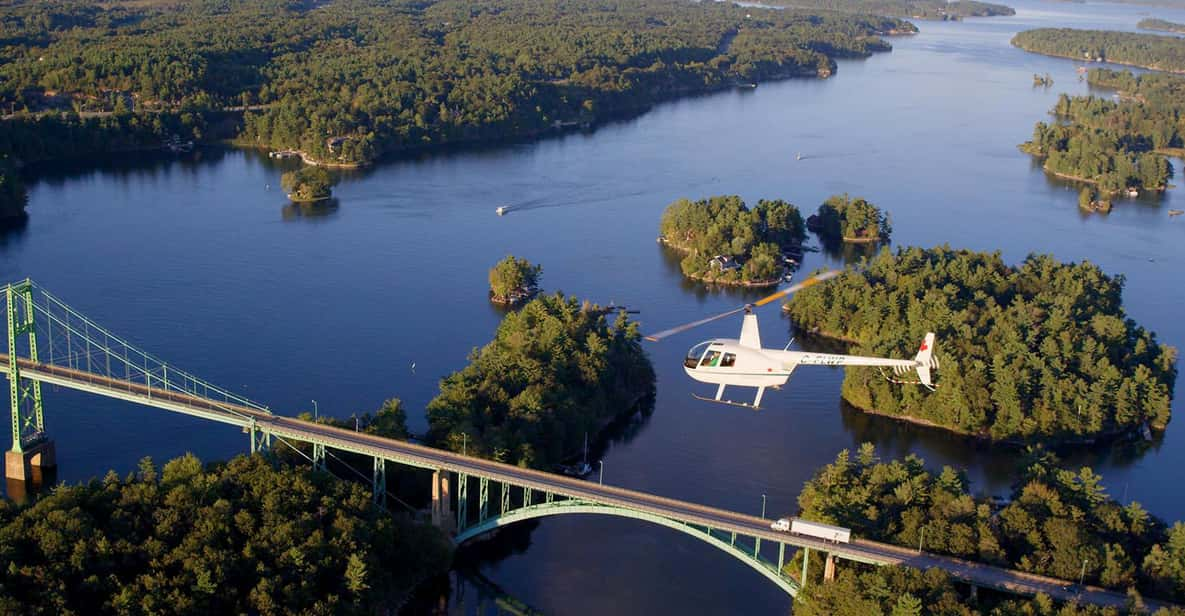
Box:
788, 518, 851, 544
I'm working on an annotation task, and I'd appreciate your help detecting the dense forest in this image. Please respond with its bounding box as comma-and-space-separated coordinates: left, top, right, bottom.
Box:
0, 0, 910, 166
784, 246, 1177, 443
794, 445, 1185, 603
796, 564, 1185, 615
1139, 18, 1185, 34
0, 454, 452, 614
425, 292, 654, 469
761, 0, 1014, 20
658, 195, 806, 285
0, 155, 26, 221
1022, 68, 1181, 195
489, 255, 542, 305
809, 193, 892, 243
1012, 28, 1185, 73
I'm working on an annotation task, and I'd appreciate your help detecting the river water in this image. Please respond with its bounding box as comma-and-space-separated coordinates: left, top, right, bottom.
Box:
5, 0, 1185, 613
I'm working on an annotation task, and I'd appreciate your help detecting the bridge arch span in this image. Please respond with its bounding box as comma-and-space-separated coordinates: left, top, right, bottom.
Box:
453, 499, 800, 597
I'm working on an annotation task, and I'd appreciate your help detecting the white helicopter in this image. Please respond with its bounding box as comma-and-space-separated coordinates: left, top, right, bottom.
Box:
645, 270, 939, 408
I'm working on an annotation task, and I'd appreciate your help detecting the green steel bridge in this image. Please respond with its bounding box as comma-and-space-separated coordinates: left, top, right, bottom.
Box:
2, 279, 1179, 610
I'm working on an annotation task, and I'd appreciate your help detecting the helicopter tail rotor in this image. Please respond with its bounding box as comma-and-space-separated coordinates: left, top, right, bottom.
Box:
913, 332, 937, 389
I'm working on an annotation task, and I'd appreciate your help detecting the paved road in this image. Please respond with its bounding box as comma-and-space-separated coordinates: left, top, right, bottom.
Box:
2, 355, 1178, 611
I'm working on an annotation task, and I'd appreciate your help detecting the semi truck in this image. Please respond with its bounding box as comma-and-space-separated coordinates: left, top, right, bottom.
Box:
770, 517, 851, 544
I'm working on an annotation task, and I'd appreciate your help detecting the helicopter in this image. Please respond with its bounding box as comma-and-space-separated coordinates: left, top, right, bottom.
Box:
645, 270, 939, 408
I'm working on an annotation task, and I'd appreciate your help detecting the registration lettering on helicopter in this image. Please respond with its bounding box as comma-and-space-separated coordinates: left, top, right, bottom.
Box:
800, 354, 846, 366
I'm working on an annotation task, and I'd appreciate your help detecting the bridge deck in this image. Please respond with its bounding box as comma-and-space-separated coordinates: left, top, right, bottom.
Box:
2, 355, 1177, 611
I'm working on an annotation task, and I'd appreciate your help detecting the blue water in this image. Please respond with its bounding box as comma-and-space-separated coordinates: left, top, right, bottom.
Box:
6, 0, 1185, 612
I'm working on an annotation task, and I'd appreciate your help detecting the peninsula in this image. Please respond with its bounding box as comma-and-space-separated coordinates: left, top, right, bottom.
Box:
1012, 28, 1185, 73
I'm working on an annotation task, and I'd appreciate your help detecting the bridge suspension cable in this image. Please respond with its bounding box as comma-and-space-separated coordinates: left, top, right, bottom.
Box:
4, 279, 269, 450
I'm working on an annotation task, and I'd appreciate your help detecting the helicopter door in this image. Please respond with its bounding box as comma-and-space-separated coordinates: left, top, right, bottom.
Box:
699, 350, 722, 368
720, 353, 736, 367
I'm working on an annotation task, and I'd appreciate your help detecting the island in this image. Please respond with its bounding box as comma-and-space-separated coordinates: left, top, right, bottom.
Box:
1012, 28, 1185, 73
1139, 17, 1185, 34
658, 195, 806, 286
806, 194, 892, 244
489, 255, 542, 305
1021, 69, 1179, 196
281, 167, 334, 203
425, 292, 654, 469
0, 0, 912, 169
791, 444, 1185, 611
0, 453, 452, 613
783, 246, 1177, 444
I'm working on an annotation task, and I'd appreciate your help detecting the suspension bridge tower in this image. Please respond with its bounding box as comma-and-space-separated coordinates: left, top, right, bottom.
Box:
5, 280, 55, 483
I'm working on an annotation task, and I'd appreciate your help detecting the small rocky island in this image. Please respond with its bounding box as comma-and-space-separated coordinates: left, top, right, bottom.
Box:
806, 194, 891, 244
281, 167, 334, 202
489, 255, 542, 305
658, 195, 806, 286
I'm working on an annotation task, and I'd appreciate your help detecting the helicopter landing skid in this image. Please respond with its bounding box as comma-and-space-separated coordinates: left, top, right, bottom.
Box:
692, 394, 761, 410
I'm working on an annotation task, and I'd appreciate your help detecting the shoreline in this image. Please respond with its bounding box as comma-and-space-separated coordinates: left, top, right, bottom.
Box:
1011, 46, 1185, 75
659, 240, 787, 287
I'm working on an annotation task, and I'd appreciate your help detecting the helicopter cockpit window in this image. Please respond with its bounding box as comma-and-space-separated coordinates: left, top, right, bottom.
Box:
720, 353, 736, 367
700, 350, 722, 368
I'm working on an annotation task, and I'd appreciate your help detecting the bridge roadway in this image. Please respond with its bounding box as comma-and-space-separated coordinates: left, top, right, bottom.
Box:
3, 355, 1178, 611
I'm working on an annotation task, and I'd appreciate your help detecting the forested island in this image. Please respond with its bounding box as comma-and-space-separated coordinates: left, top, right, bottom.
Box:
1139, 18, 1185, 34
784, 246, 1177, 444
1021, 68, 1180, 197
807, 194, 892, 244
489, 256, 542, 305
658, 195, 806, 286
791, 445, 1185, 607
426, 293, 654, 469
1012, 28, 1185, 73
281, 167, 334, 202
0, 0, 910, 168
0, 454, 452, 614
761, 0, 1014, 20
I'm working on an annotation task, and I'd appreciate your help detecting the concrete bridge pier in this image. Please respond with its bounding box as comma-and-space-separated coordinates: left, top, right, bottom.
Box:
823, 553, 836, 583
5, 440, 55, 482
432, 469, 454, 532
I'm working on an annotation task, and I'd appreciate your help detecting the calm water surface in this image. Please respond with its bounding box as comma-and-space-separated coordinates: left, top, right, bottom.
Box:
6, 0, 1185, 613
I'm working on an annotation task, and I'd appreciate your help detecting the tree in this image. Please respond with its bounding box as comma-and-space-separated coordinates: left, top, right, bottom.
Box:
488, 255, 542, 304
0, 454, 452, 613
280, 167, 333, 202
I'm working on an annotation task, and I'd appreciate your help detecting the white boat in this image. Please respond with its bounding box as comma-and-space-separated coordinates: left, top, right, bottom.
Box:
496, 205, 510, 215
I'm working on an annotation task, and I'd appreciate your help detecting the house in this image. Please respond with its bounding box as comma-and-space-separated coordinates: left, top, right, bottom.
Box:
709, 255, 741, 272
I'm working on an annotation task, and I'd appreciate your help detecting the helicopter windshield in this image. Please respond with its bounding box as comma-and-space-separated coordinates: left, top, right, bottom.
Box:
684, 341, 714, 369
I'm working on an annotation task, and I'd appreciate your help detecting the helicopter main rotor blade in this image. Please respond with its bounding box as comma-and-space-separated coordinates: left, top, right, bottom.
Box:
751, 269, 842, 307
644, 306, 747, 342
643, 269, 842, 342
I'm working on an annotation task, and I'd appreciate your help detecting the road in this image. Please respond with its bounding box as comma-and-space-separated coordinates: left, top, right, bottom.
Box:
1, 355, 1178, 611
